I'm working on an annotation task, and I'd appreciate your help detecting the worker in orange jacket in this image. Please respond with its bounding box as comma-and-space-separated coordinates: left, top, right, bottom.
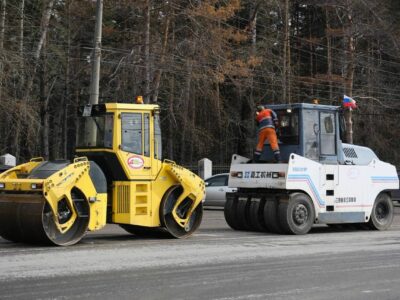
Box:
254, 105, 281, 162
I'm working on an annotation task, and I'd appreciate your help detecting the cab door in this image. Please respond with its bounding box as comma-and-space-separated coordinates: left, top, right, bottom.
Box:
303, 109, 319, 161
120, 112, 154, 180
319, 111, 337, 163
319, 111, 339, 207
205, 174, 231, 207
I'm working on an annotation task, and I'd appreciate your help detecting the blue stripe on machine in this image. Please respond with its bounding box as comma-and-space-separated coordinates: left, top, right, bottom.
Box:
287, 174, 325, 207
371, 176, 398, 182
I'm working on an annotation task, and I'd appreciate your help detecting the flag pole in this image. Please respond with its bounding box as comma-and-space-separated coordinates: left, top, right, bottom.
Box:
344, 109, 353, 144
343, 95, 355, 144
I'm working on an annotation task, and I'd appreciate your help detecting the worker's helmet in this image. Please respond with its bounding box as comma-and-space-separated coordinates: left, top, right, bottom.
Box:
256, 105, 264, 112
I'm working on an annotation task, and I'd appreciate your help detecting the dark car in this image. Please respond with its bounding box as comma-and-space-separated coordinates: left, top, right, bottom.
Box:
0, 165, 11, 173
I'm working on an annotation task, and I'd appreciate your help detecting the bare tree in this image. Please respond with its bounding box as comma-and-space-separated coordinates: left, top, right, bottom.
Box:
24, 0, 55, 101
0, 0, 6, 99
19, 0, 24, 69
151, 6, 170, 103
344, 0, 355, 144
283, 0, 291, 103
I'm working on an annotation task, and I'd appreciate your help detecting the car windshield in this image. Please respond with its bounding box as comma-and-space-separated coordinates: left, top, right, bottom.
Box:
206, 175, 227, 186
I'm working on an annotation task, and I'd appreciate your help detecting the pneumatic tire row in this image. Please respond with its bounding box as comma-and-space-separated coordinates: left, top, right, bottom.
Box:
224, 192, 394, 235
224, 192, 315, 235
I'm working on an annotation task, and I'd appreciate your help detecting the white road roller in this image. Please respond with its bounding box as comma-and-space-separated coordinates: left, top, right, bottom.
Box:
224, 103, 399, 234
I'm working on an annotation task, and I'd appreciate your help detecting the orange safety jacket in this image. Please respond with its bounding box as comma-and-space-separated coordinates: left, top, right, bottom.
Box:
256, 108, 278, 132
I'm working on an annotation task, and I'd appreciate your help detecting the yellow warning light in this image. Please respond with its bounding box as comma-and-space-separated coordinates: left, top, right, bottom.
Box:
136, 96, 144, 104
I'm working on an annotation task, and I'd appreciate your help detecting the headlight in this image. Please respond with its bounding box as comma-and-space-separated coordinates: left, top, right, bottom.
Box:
0, 183, 4, 188
31, 183, 43, 189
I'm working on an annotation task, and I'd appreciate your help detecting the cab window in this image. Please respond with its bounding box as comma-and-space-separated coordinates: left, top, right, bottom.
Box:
77, 113, 113, 148
303, 109, 319, 160
144, 113, 150, 156
154, 113, 162, 160
276, 109, 299, 145
320, 112, 336, 156
121, 113, 143, 155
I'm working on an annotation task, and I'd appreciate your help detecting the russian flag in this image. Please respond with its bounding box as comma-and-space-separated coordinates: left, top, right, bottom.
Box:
343, 95, 357, 110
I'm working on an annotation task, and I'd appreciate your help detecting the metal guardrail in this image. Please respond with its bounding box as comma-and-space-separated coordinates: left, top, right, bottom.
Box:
183, 165, 230, 176
212, 165, 230, 175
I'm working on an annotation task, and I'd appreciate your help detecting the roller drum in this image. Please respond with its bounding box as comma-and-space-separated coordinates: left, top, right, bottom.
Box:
0, 193, 89, 246
160, 185, 203, 238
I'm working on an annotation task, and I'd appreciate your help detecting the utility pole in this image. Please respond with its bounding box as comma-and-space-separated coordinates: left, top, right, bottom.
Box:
86, 0, 103, 146
89, 0, 103, 105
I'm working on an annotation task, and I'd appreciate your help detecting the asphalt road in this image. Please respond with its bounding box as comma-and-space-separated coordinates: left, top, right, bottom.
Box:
1, 207, 400, 300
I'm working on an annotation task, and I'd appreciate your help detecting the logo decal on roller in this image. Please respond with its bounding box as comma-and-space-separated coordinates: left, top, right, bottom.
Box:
127, 156, 144, 169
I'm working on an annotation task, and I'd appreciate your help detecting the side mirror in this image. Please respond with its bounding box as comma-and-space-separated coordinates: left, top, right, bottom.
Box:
205, 181, 210, 187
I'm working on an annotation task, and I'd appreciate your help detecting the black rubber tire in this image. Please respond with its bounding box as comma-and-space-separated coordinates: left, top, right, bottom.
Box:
248, 198, 267, 232
263, 197, 283, 234
235, 197, 252, 231
368, 193, 394, 230
278, 193, 315, 235
224, 194, 241, 230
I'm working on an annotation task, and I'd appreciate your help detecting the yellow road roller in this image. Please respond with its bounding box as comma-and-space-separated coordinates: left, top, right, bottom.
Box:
0, 103, 205, 246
